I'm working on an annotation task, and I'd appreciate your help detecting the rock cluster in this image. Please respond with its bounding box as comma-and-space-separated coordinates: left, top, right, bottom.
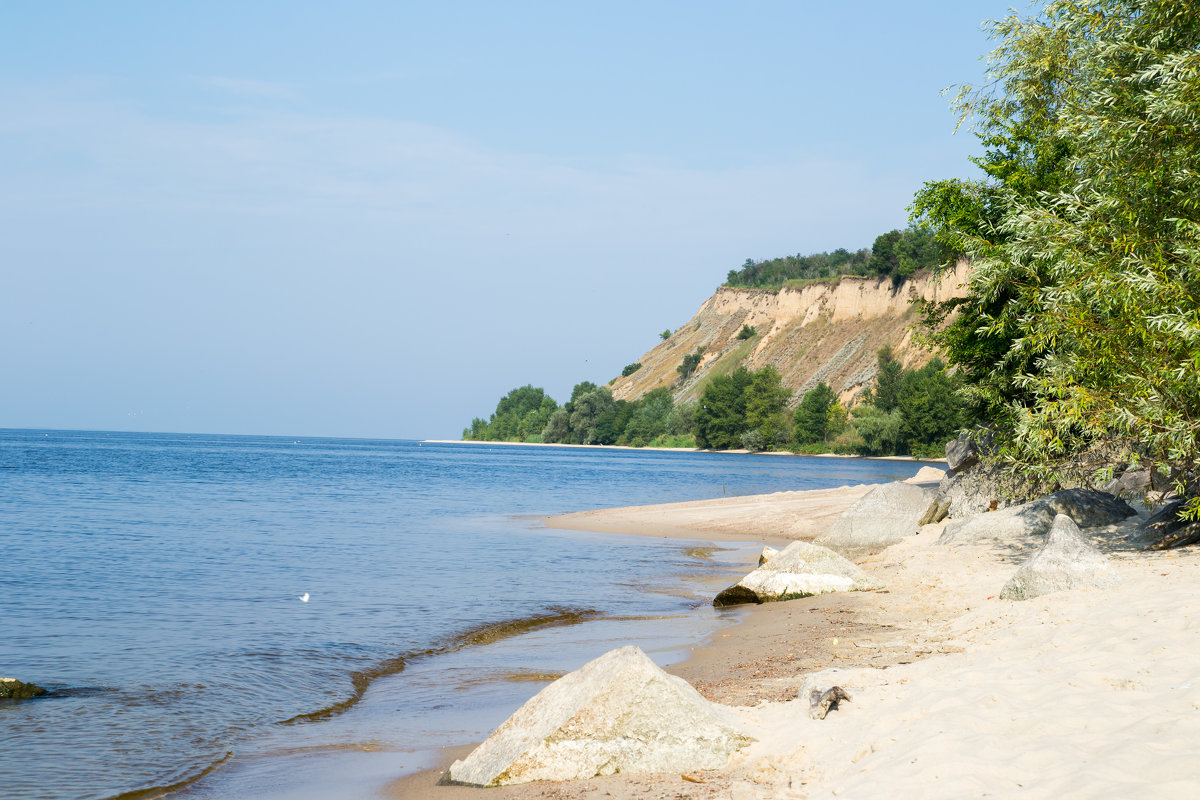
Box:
938, 489, 1136, 547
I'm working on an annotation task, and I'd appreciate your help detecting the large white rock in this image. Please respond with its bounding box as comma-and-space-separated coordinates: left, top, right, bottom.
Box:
999, 514, 1121, 600
445, 646, 753, 787
814, 481, 935, 555
714, 540, 879, 606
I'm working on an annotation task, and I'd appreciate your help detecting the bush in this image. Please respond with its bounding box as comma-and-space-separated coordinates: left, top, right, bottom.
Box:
621, 362, 642, 377
736, 324, 757, 340
659, 329, 672, 340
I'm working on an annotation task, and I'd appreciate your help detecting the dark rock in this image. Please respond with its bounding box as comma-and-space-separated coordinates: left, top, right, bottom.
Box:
945, 428, 996, 474
1141, 500, 1200, 550
1043, 488, 1138, 527
999, 514, 1121, 600
0, 678, 48, 699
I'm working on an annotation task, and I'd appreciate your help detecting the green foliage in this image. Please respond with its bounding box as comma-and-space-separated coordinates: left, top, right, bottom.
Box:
915, 0, 1200, 512
870, 227, 951, 282
693, 367, 753, 449
793, 382, 836, 446
621, 362, 642, 377
462, 386, 558, 442
677, 349, 704, 381
849, 404, 902, 456
659, 329, 672, 341
725, 247, 870, 289
873, 346, 904, 413
896, 359, 969, 455
744, 366, 793, 449
736, 324, 757, 340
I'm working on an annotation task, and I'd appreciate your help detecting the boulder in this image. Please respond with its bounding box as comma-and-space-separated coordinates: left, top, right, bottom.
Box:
1044, 488, 1138, 527
938, 461, 1036, 518
0, 678, 48, 699
445, 646, 753, 787
945, 431, 993, 474
1139, 499, 1200, 550
938, 490, 1136, 547
999, 515, 1121, 600
714, 541, 879, 607
814, 481, 935, 555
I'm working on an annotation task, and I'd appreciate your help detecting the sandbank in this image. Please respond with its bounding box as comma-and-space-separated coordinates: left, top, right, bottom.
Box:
388, 481, 1200, 799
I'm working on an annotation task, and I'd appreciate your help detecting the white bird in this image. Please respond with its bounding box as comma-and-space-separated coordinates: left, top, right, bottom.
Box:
299, 593, 310, 603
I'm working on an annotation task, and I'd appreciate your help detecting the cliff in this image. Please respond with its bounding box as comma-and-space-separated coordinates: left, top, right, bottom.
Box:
611, 262, 969, 407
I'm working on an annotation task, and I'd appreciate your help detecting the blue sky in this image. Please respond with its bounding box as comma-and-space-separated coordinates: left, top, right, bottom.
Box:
1, 1, 1012, 439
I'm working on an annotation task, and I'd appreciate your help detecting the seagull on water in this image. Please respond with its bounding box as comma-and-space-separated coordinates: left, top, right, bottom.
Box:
299, 593, 310, 603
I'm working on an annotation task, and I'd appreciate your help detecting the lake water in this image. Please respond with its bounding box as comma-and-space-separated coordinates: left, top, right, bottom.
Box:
0, 430, 932, 799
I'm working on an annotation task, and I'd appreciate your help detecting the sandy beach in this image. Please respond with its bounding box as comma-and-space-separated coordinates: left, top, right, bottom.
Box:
388, 475, 1200, 799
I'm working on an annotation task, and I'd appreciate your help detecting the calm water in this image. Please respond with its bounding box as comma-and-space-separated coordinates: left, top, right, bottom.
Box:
0, 430, 931, 799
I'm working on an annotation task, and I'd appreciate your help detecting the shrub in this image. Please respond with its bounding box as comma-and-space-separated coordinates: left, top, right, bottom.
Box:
621, 362, 642, 377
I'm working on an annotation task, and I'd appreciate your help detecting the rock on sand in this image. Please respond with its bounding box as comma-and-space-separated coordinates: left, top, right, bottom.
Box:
445, 645, 753, 787
938, 489, 1136, 546
714, 540, 879, 607
1000, 514, 1121, 600
814, 481, 935, 555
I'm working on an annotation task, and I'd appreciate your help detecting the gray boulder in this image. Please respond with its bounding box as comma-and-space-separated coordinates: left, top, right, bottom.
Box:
999, 514, 1121, 600
814, 481, 935, 555
938, 489, 1136, 547
445, 646, 752, 787
714, 541, 879, 607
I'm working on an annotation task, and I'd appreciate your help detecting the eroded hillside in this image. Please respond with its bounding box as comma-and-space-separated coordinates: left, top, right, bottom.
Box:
610, 262, 969, 407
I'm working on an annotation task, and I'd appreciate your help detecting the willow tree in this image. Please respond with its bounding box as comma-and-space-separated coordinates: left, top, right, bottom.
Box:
920, 0, 1200, 515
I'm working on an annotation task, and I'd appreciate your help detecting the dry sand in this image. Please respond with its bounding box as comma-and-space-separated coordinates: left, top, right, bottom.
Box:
387, 479, 1200, 799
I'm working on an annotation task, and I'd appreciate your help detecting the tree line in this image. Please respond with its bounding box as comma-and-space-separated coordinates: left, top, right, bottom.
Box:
464, 346, 971, 458
464, 384, 696, 448
724, 227, 949, 290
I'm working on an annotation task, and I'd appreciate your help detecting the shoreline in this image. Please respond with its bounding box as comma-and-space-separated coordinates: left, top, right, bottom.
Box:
386, 472, 1200, 799
421, 439, 943, 462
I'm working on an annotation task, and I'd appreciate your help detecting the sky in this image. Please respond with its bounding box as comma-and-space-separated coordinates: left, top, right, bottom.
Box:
1, 1, 1016, 439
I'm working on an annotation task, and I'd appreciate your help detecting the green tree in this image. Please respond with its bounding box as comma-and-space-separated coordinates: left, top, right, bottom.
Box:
568, 387, 615, 445
621, 362, 642, 377
694, 367, 754, 449
677, 349, 704, 381
743, 366, 792, 449
541, 407, 569, 443
918, 0, 1200, 511
793, 382, 836, 446
897, 359, 968, 457
850, 404, 902, 456
659, 329, 672, 340
873, 347, 904, 413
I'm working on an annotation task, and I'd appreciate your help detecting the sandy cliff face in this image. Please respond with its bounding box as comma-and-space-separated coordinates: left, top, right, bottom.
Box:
610, 261, 969, 407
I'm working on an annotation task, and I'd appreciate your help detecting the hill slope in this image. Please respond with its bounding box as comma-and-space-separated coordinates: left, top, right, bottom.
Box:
611, 261, 969, 407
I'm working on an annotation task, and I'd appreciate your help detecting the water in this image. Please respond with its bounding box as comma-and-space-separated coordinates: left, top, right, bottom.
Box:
0, 430, 932, 799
